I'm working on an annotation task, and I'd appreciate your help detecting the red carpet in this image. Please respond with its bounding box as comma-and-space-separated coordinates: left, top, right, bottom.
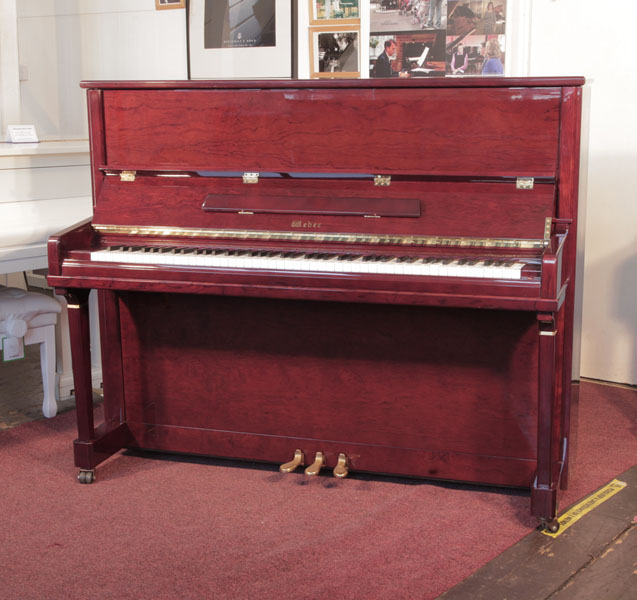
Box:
0, 381, 635, 600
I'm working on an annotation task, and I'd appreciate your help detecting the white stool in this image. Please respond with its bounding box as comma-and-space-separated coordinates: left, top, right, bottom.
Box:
0, 285, 62, 417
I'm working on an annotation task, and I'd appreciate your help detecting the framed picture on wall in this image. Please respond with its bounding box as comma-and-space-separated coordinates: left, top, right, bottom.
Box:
189, 0, 292, 78
309, 26, 360, 78
156, 0, 185, 8
309, 0, 360, 25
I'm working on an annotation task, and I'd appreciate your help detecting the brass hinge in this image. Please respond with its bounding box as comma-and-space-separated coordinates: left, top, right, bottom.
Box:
374, 175, 391, 187
544, 217, 552, 241
243, 172, 259, 184
120, 170, 136, 182
516, 177, 534, 190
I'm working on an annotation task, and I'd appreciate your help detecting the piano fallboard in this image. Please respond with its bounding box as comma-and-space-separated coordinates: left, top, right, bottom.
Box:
93, 178, 556, 242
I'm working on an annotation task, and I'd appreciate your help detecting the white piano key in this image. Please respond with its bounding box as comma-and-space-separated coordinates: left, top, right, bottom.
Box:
504, 262, 524, 280
467, 261, 486, 278
443, 260, 460, 277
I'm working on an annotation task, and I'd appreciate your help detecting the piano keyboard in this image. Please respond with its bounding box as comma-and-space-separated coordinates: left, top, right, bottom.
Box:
91, 246, 527, 279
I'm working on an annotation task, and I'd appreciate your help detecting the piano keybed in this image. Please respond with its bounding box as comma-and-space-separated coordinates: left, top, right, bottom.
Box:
90, 245, 534, 280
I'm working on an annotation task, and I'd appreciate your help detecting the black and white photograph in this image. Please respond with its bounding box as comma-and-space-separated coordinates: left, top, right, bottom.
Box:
204, 0, 276, 48
189, 0, 291, 78
370, 31, 445, 77
310, 27, 360, 77
309, 0, 360, 24
370, 0, 448, 33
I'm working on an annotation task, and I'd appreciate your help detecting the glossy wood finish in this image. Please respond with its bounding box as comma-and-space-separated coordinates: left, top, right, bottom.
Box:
556, 87, 583, 489
118, 294, 538, 487
123, 295, 538, 450
48, 78, 584, 522
97, 290, 126, 427
47, 258, 559, 311
86, 90, 106, 207
101, 87, 561, 177
126, 423, 536, 487
80, 77, 586, 90
93, 178, 556, 241
47, 217, 93, 276
63, 289, 95, 469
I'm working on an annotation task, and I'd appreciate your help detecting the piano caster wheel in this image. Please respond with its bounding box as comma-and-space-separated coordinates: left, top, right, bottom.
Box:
304, 451, 326, 476
333, 453, 349, 479
279, 449, 305, 473
78, 469, 95, 484
540, 518, 560, 533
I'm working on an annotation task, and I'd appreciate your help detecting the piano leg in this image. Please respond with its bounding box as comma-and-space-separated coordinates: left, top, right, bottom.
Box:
532, 313, 562, 531
65, 289, 129, 483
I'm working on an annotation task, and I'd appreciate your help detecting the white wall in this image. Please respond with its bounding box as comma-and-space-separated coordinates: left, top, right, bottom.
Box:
16, 0, 187, 140
0, 0, 21, 131
528, 0, 637, 385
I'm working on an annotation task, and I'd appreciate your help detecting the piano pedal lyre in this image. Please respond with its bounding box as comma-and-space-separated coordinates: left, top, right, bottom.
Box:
304, 451, 326, 476
279, 449, 305, 473
333, 453, 349, 479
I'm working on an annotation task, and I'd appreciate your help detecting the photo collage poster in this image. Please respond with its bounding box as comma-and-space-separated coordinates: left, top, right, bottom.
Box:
310, 1, 362, 78
369, 1, 506, 78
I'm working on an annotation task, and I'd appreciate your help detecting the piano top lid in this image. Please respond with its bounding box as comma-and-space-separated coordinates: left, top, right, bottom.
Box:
80, 76, 586, 90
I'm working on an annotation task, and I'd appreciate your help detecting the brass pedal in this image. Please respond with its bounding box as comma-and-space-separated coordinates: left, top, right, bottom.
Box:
304, 451, 325, 476
333, 453, 349, 479
279, 449, 305, 473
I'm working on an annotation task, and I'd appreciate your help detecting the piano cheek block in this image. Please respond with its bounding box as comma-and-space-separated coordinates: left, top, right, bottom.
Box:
53, 77, 584, 528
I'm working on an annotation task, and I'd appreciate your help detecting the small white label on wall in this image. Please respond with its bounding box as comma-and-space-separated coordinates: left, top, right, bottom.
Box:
2, 337, 25, 361
4, 125, 39, 143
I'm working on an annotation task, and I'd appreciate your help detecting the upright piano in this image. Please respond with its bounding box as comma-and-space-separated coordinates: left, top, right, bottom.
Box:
48, 77, 584, 530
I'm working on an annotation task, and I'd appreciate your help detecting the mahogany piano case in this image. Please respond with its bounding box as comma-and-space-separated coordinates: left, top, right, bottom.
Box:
48, 77, 584, 529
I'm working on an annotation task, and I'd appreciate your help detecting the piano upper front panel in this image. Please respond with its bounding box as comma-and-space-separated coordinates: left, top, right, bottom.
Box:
92, 177, 555, 242
101, 86, 562, 178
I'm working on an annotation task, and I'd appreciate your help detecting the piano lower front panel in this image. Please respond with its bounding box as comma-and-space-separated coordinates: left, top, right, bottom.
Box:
114, 292, 540, 487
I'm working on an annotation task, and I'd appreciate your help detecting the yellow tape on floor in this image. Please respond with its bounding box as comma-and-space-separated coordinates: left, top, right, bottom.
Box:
543, 479, 628, 538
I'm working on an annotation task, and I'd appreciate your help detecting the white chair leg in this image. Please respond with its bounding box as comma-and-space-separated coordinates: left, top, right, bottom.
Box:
40, 324, 58, 418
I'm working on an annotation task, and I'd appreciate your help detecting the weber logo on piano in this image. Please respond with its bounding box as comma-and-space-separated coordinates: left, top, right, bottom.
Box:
292, 221, 322, 228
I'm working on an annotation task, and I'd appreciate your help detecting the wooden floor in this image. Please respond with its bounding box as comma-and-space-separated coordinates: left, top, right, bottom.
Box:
1, 349, 635, 599
441, 464, 636, 600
